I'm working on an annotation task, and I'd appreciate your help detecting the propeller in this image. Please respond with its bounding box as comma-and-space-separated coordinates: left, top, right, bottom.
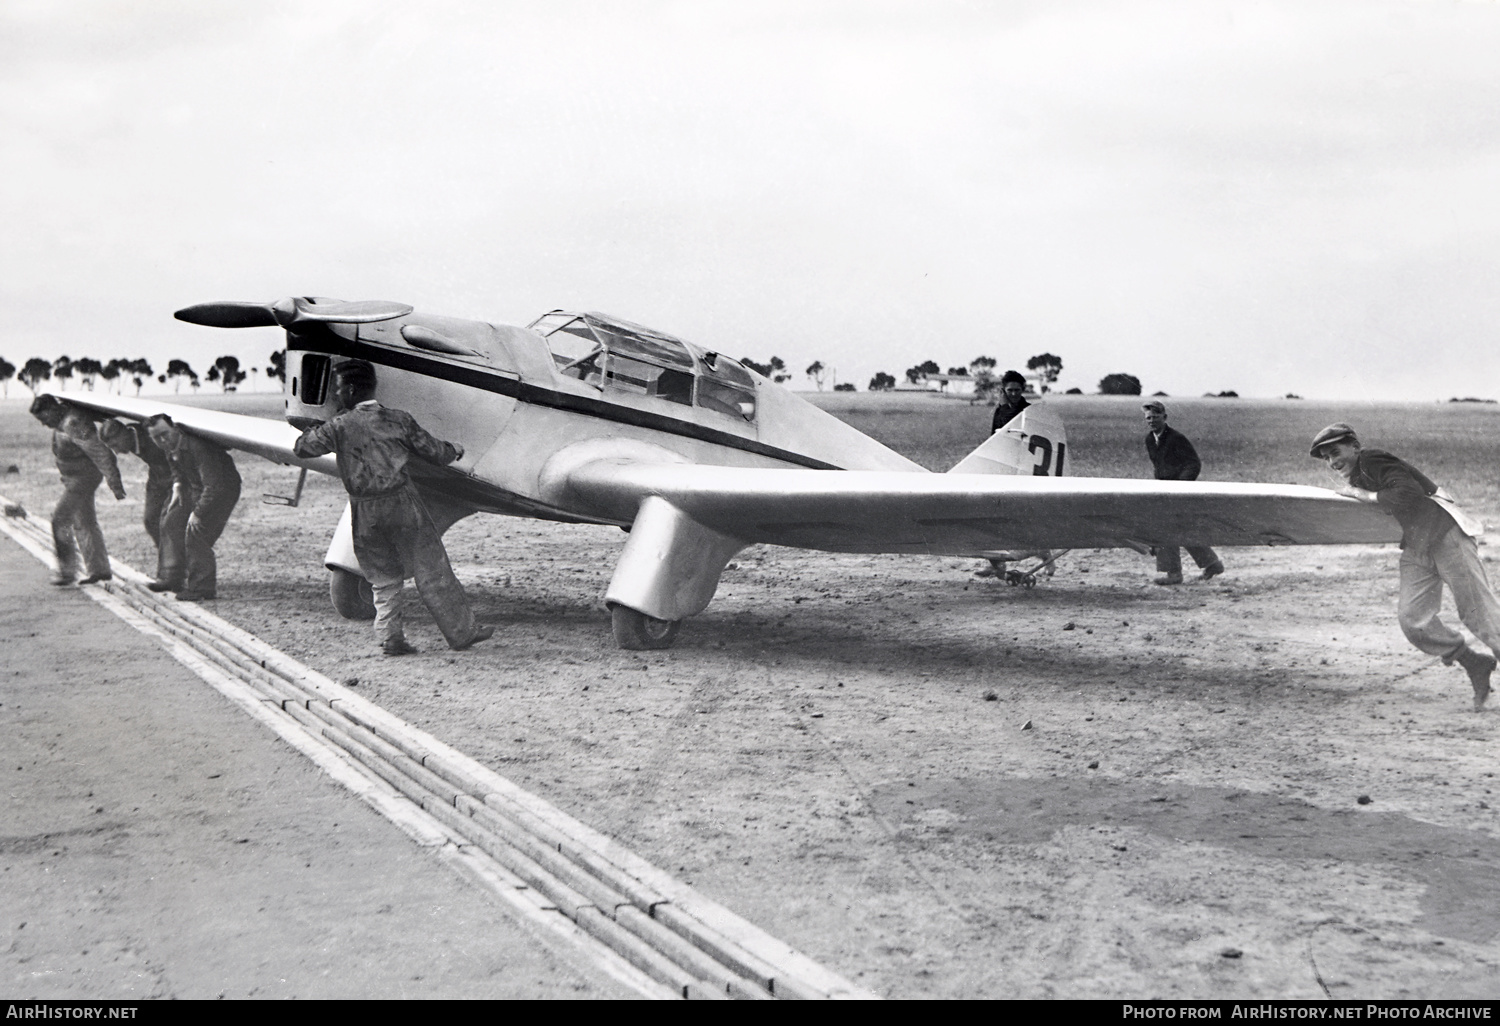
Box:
174, 297, 414, 329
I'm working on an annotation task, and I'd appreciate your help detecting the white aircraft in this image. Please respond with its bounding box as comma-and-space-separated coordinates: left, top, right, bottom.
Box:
57, 296, 1398, 649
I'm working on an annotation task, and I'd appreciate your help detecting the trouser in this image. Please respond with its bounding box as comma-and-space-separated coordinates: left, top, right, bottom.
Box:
352, 488, 476, 649
1397, 529, 1500, 660
1156, 545, 1220, 576
159, 484, 240, 594
144, 478, 172, 580
52, 473, 110, 579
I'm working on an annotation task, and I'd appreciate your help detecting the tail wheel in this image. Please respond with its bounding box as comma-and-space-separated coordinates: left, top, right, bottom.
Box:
610, 605, 682, 650
329, 567, 376, 620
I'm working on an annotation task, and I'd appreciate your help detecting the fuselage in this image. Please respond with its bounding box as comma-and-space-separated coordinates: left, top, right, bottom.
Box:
280, 308, 923, 524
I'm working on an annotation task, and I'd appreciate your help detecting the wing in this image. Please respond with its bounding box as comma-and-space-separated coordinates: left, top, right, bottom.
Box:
44, 392, 338, 476
559, 460, 1401, 554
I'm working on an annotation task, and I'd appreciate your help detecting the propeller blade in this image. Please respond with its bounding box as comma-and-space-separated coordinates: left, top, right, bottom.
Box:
174, 302, 278, 328
173, 298, 414, 329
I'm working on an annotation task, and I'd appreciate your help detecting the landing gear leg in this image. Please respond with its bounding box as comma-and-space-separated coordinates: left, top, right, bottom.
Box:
610, 604, 682, 650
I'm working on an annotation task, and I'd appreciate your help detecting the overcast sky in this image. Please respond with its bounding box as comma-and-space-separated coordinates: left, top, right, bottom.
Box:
3, 0, 1498, 399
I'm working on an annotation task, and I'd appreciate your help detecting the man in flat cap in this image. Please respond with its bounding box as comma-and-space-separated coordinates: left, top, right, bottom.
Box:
1143, 400, 1224, 585
1311, 422, 1496, 710
293, 359, 494, 656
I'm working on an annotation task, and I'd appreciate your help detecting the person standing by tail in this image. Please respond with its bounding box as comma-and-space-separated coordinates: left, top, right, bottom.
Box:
1312, 422, 1496, 711
975, 370, 1055, 580
293, 360, 494, 656
990, 370, 1030, 433
29, 396, 126, 586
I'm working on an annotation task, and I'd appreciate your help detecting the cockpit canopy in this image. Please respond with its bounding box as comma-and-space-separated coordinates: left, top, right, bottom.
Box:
529, 311, 758, 423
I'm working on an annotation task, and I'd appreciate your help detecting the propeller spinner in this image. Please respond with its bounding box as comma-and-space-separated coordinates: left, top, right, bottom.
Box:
174, 297, 414, 329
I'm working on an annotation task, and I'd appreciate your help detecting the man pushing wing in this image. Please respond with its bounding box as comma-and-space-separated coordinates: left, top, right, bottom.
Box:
293, 359, 493, 656
1312, 422, 1495, 711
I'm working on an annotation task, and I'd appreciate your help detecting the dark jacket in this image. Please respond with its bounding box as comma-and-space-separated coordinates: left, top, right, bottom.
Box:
1348, 448, 1454, 554
992, 397, 1029, 433
1146, 425, 1202, 481
164, 434, 241, 510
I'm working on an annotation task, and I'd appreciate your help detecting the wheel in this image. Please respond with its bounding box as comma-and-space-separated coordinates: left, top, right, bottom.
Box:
610, 604, 682, 650
329, 567, 376, 620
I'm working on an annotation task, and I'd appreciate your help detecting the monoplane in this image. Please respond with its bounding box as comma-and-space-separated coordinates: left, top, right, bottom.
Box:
56, 296, 1398, 649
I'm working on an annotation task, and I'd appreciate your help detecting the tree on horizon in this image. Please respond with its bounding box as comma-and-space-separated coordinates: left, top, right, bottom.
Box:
129, 358, 153, 395
806, 360, 827, 391
72, 357, 102, 390
52, 356, 73, 391
1099, 373, 1142, 395
19, 357, 52, 394
0, 357, 15, 397
740, 355, 791, 382
905, 359, 940, 384
166, 359, 195, 393
209, 355, 246, 392
1027, 353, 1063, 393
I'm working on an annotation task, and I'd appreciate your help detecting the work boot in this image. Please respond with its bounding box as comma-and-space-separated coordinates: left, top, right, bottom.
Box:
382, 638, 419, 657
1454, 645, 1495, 711
78, 573, 113, 585
146, 579, 180, 593
974, 560, 1005, 579
49, 572, 76, 587
451, 624, 495, 651
1200, 562, 1225, 581
1154, 573, 1183, 586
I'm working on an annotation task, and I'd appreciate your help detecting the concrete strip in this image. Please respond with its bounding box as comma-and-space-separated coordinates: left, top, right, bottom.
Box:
616, 906, 771, 999
573, 907, 701, 997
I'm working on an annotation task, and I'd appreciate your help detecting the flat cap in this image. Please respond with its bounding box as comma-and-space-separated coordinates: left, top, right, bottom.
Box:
28, 394, 62, 417
97, 419, 133, 448
1309, 422, 1358, 458
333, 359, 377, 387
1141, 399, 1166, 414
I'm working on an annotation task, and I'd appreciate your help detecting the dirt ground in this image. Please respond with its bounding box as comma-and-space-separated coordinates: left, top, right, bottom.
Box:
3, 392, 1499, 999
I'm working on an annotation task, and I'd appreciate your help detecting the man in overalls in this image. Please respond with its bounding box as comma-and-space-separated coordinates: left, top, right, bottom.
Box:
293, 360, 493, 655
